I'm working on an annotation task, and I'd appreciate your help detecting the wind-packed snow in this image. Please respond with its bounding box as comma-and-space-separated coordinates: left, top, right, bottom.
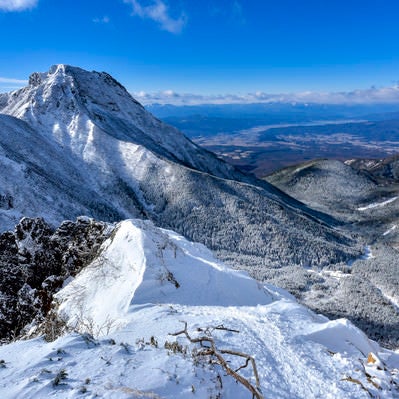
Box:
0, 220, 397, 399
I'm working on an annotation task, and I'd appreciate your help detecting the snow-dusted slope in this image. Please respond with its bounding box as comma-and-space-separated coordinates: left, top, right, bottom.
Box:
0, 114, 126, 227
265, 159, 399, 349
0, 64, 360, 270
0, 219, 397, 399
266, 159, 380, 218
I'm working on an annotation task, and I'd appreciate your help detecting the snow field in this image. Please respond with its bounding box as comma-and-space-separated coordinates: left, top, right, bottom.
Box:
1, 303, 398, 398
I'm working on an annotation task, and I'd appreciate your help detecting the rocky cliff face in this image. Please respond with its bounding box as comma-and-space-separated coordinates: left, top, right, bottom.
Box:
0, 217, 113, 342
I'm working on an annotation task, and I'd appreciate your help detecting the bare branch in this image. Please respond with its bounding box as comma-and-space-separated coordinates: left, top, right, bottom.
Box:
196, 324, 240, 335
214, 325, 240, 333
170, 322, 264, 399
220, 349, 261, 389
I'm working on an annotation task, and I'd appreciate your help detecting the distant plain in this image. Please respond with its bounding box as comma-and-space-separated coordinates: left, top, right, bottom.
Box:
148, 103, 399, 176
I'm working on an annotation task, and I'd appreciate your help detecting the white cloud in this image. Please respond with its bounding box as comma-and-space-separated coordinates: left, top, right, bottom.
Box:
0, 0, 38, 11
124, 0, 187, 34
133, 85, 399, 106
93, 16, 110, 24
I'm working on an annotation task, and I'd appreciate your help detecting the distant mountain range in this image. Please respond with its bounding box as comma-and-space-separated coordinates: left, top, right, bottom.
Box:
146, 102, 399, 120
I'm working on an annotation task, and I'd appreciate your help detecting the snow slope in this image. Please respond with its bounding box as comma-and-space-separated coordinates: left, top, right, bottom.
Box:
0, 220, 397, 399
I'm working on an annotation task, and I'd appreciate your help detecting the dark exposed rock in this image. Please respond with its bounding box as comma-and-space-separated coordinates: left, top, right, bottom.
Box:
28, 72, 43, 87
0, 194, 13, 210
0, 217, 113, 342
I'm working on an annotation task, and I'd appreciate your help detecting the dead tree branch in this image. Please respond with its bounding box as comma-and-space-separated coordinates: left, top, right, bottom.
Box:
170, 321, 264, 399
196, 324, 240, 335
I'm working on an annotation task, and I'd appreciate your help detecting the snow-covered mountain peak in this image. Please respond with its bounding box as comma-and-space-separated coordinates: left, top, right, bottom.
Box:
26, 63, 139, 110
9, 63, 152, 128
4, 64, 81, 123
28, 64, 71, 86
1, 64, 235, 176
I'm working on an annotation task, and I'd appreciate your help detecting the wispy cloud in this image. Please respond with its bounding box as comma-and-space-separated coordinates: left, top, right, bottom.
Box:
0, 76, 28, 92
93, 16, 110, 24
0, 0, 38, 11
0, 77, 28, 85
231, 1, 245, 25
133, 85, 399, 106
123, 0, 187, 34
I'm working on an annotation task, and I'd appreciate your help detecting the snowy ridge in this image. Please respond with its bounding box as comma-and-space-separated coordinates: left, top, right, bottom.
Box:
55, 219, 274, 333
0, 220, 398, 399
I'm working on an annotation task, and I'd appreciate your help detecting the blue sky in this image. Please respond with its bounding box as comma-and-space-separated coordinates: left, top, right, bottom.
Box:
1, 0, 399, 102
